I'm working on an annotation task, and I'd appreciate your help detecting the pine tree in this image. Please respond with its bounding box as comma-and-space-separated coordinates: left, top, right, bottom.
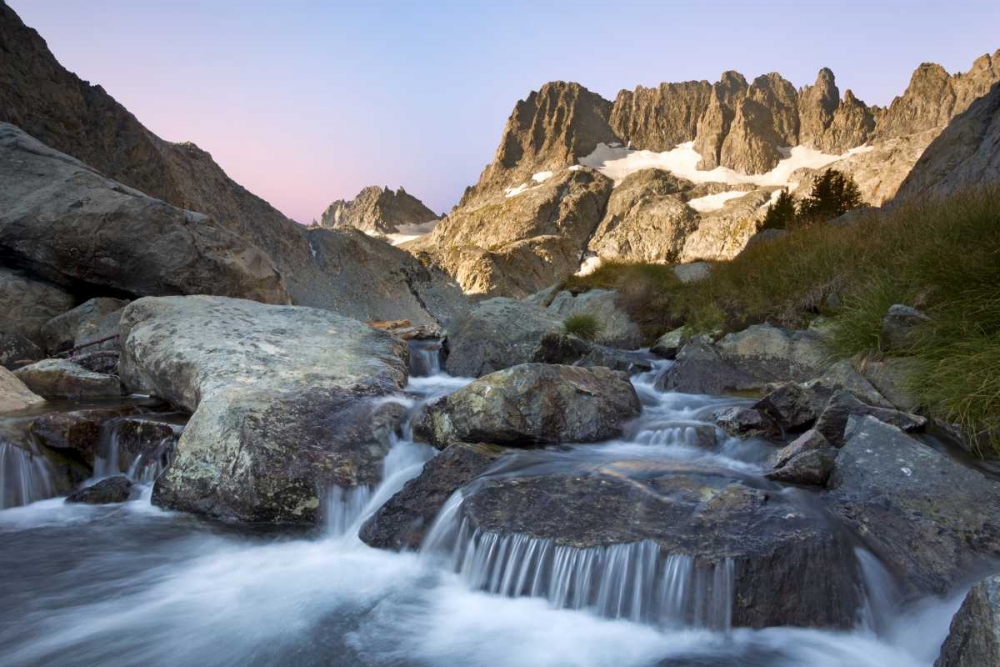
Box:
760, 189, 797, 231
798, 170, 863, 222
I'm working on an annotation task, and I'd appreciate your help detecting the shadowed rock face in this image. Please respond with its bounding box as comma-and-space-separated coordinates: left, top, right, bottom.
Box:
896, 81, 1000, 199
0, 4, 468, 326
318, 186, 438, 234
0, 124, 290, 304
610, 81, 713, 152
935, 575, 1000, 667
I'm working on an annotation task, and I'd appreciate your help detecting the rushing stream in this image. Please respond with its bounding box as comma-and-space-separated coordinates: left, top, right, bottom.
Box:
0, 355, 968, 666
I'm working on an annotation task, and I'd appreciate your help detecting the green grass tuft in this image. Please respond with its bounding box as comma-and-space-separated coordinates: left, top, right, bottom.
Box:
563, 313, 603, 341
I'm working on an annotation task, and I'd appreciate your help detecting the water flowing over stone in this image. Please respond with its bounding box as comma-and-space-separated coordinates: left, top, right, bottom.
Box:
0, 440, 54, 509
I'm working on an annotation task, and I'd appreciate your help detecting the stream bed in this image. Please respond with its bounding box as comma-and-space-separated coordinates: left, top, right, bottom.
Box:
0, 364, 968, 666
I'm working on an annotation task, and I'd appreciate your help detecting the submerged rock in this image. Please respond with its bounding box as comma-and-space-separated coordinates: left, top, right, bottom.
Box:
14, 359, 121, 400
415, 364, 640, 448
360, 442, 508, 551
935, 575, 1000, 667
66, 475, 132, 504
119, 295, 409, 524
829, 416, 1000, 594
29, 405, 146, 465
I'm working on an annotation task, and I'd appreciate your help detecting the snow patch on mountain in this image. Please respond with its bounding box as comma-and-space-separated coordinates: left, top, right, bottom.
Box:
579, 142, 874, 188
687, 191, 747, 212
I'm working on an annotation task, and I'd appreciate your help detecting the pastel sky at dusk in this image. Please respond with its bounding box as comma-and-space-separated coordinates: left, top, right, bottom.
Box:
10, 0, 1000, 224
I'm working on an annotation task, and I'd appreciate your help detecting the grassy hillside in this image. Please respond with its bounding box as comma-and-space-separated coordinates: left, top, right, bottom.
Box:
567, 187, 1000, 451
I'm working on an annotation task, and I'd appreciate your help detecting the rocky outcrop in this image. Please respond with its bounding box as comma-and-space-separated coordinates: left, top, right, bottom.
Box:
119, 296, 410, 524
0, 366, 45, 412
935, 575, 1000, 667
828, 415, 1000, 594
719, 98, 785, 174
408, 168, 612, 297
586, 169, 698, 263
414, 364, 640, 447
896, 81, 1000, 199
798, 69, 879, 153
0, 267, 75, 368
14, 359, 122, 400
359, 442, 508, 550
0, 123, 290, 304
318, 185, 438, 234
679, 189, 772, 262
609, 81, 712, 151
693, 72, 749, 170
460, 82, 619, 207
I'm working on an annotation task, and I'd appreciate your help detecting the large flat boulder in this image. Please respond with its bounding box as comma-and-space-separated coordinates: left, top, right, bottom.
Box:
0, 123, 289, 304
119, 296, 410, 524
828, 416, 1000, 594
415, 364, 640, 447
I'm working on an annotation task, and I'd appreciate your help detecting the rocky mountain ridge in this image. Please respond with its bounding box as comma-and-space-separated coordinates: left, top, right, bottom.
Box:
409, 51, 1000, 296
316, 185, 438, 234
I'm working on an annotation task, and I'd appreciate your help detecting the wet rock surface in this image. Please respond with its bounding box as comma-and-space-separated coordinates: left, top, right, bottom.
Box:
415, 364, 641, 448
935, 575, 1000, 667
456, 458, 863, 629
65, 475, 132, 504
828, 416, 1000, 595
360, 442, 508, 551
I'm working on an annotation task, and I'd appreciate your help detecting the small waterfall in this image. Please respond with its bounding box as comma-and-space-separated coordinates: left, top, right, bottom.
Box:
423, 508, 734, 630
93, 417, 180, 484
408, 339, 442, 377
856, 548, 903, 635
324, 485, 375, 537
0, 441, 55, 509
634, 423, 715, 448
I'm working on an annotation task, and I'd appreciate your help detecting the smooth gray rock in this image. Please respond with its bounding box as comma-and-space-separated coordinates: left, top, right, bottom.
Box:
14, 359, 121, 400
755, 383, 819, 432
66, 476, 132, 504
415, 364, 641, 448
861, 357, 922, 412
547, 289, 642, 349
444, 298, 564, 377
656, 341, 761, 395
0, 366, 45, 413
829, 416, 1000, 594
935, 575, 1000, 667
119, 296, 409, 524
802, 359, 894, 409
881, 304, 932, 352
0, 123, 290, 304
360, 442, 508, 551
715, 324, 828, 384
